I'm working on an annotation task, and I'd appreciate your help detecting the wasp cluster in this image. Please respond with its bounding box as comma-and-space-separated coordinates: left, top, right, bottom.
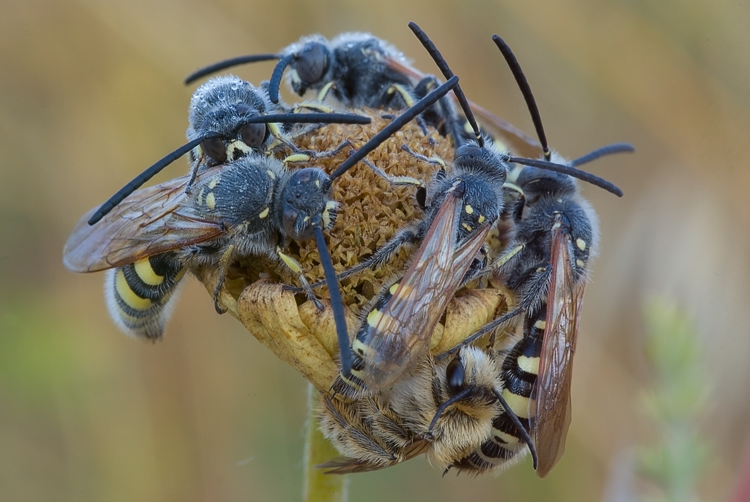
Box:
64, 25, 630, 479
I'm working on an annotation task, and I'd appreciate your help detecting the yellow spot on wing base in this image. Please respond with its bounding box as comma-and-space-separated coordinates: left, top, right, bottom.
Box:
258, 207, 270, 219
576, 238, 587, 251
465, 205, 474, 215
205, 192, 216, 210
116, 270, 152, 310
134, 259, 164, 286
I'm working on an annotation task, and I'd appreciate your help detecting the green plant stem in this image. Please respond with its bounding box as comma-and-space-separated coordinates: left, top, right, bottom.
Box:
303, 384, 348, 502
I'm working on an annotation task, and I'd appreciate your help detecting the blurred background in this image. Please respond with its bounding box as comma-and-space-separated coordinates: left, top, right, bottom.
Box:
1, 0, 748, 500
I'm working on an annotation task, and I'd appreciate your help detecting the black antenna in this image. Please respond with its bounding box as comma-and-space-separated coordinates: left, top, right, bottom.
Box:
570, 143, 634, 167
268, 54, 295, 104
184, 53, 280, 85
493, 389, 539, 470
407, 22, 483, 147
313, 223, 352, 377
427, 387, 473, 433
492, 35, 551, 161
501, 154, 624, 196
329, 75, 459, 180
88, 113, 372, 225
87, 134, 219, 225
239, 112, 371, 125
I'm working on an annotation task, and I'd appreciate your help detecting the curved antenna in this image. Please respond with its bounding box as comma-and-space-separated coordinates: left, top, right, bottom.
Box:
408, 22, 483, 147
493, 389, 539, 470
268, 54, 295, 104
502, 154, 624, 196
492, 35, 551, 162
570, 142, 634, 167
329, 75, 459, 180
184, 54, 280, 85
427, 386, 473, 433
87, 134, 220, 225
313, 224, 352, 377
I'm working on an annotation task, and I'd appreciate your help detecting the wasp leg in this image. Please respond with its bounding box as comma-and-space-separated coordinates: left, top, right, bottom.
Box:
282, 140, 353, 164
212, 244, 236, 314
277, 248, 325, 311
361, 159, 424, 188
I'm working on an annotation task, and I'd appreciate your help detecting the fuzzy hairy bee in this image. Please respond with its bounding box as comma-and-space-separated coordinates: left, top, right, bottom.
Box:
319, 346, 521, 474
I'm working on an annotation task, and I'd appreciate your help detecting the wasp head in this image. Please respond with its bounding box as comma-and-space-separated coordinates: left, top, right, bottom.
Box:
279, 168, 338, 242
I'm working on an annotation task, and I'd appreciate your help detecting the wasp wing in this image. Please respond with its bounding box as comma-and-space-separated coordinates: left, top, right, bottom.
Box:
359, 183, 491, 390
63, 168, 226, 273
532, 223, 585, 478
383, 55, 542, 158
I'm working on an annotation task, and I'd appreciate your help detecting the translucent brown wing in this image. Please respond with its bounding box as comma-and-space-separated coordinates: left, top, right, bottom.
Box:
63, 168, 226, 273
359, 182, 491, 390
383, 55, 542, 158
532, 221, 586, 478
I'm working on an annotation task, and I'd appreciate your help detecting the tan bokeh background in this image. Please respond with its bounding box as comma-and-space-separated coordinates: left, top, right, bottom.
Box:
2, 0, 748, 500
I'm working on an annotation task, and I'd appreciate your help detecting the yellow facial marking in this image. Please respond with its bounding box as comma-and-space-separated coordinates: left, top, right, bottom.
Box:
366, 309, 384, 328
134, 259, 164, 287
576, 238, 587, 251
464, 205, 474, 215
502, 389, 532, 419
115, 270, 152, 310
517, 355, 540, 376
227, 140, 251, 156
258, 207, 270, 219
208, 176, 220, 189
205, 192, 216, 210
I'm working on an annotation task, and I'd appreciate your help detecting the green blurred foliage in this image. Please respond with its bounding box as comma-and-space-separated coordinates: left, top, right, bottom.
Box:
1, 0, 749, 500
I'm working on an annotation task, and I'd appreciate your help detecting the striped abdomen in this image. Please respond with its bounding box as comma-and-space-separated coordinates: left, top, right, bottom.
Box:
451, 312, 544, 473
104, 253, 186, 340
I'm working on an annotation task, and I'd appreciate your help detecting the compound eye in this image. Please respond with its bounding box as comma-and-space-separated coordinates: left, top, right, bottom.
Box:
446, 356, 466, 395
200, 137, 226, 163
240, 122, 267, 149
455, 144, 482, 161
295, 43, 328, 85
